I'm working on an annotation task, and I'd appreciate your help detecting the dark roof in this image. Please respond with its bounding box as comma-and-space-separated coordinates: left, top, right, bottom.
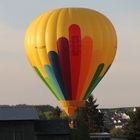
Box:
0, 106, 39, 121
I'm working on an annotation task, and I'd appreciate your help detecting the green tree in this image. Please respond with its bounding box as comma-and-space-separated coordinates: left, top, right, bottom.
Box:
70, 95, 104, 140
36, 105, 55, 119
44, 111, 54, 120
44, 106, 62, 120
84, 95, 104, 132
60, 110, 69, 120
52, 106, 62, 119
36, 105, 63, 120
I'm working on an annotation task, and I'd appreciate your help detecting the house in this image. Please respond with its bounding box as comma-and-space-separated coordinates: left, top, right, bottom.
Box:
0, 106, 39, 140
0, 106, 70, 140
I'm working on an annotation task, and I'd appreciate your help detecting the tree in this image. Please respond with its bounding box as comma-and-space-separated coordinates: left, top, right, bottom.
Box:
36, 105, 55, 119
70, 95, 104, 140
52, 106, 61, 119
60, 110, 69, 120
124, 107, 140, 140
84, 95, 104, 132
44, 106, 62, 120
44, 111, 54, 120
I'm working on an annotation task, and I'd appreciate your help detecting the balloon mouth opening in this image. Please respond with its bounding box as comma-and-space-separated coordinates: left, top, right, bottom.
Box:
59, 100, 85, 117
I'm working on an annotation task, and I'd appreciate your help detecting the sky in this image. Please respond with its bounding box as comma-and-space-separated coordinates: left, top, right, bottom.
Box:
0, 0, 140, 108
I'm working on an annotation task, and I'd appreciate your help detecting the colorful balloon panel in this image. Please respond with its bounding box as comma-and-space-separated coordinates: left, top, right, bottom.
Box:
24, 8, 117, 117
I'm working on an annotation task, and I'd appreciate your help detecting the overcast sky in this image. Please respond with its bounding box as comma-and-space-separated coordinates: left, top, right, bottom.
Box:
0, 0, 140, 108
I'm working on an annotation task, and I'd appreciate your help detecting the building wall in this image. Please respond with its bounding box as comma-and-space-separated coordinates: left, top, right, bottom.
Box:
35, 120, 70, 140
0, 120, 70, 140
37, 135, 70, 140
0, 121, 35, 140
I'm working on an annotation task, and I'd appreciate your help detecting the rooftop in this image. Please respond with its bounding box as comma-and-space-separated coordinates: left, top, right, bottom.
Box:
0, 106, 39, 121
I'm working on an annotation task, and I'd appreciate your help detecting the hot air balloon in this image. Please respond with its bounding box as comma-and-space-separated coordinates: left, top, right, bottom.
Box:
24, 8, 117, 117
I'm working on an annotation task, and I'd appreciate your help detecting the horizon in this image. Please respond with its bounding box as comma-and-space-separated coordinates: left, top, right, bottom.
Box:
0, 104, 137, 110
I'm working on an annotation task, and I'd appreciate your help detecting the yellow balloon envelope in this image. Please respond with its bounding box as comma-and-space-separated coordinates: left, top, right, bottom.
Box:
24, 8, 117, 117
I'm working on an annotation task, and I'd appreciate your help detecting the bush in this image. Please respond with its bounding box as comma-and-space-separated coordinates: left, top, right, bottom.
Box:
111, 128, 126, 137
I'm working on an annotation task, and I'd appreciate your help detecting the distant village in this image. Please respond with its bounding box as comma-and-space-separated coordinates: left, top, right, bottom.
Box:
100, 107, 136, 129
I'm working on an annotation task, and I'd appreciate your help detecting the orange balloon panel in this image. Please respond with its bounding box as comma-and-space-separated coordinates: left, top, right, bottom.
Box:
24, 8, 117, 117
